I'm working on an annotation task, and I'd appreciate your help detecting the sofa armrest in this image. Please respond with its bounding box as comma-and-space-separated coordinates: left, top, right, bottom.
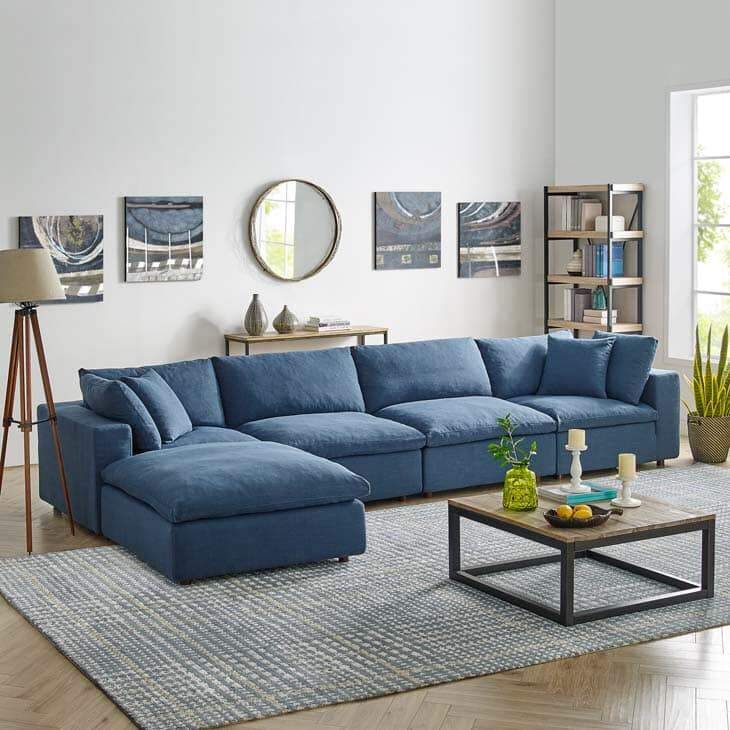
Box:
38, 401, 132, 534
640, 369, 680, 461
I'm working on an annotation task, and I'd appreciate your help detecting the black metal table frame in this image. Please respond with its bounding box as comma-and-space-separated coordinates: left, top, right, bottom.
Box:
448, 504, 715, 626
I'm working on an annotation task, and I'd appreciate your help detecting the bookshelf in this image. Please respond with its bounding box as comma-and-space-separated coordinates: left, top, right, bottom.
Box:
543, 183, 644, 337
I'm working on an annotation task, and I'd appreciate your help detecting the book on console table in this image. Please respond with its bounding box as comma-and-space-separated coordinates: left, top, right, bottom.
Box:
305, 315, 351, 332
538, 483, 618, 505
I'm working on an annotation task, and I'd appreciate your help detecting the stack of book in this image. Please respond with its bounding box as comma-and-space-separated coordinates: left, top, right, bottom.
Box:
538, 483, 618, 505
563, 288, 592, 322
305, 316, 351, 332
557, 197, 603, 231
582, 242, 624, 277
583, 308, 618, 326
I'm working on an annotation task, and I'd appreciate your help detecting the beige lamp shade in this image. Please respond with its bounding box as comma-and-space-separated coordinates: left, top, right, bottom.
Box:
0, 249, 65, 304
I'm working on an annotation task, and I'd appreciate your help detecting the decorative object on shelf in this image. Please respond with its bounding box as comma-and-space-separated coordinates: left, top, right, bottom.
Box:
249, 180, 340, 281
595, 215, 625, 233
684, 324, 730, 463
487, 414, 538, 511
612, 452, 642, 508
0, 249, 76, 553
272, 305, 298, 334
305, 315, 350, 332
592, 286, 607, 310
457, 202, 521, 278
19, 215, 104, 303
244, 293, 268, 336
374, 192, 441, 270
562, 428, 591, 494
544, 503, 623, 529
565, 249, 583, 276
125, 197, 203, 282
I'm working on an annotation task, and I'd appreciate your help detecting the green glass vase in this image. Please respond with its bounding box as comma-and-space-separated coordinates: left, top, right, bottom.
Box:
502, 465, 538, 511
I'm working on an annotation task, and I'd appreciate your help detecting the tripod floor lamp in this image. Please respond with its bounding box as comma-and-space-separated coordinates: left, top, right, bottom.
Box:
0, 249, 75, 553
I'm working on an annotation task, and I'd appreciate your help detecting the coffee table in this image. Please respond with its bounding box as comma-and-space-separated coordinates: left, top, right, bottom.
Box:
448, 492, 715, 626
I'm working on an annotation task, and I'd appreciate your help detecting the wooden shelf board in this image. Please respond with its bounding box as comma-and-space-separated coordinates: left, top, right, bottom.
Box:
547, 319, 644, 333
225, 325, 388, 344
546, 184, 644, 194
548, 230, 644, 240
547, 275, 643, 287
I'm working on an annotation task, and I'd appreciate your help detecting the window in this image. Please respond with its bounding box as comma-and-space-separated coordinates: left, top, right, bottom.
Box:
668, 85, 730, 360
694, 91, 730, 355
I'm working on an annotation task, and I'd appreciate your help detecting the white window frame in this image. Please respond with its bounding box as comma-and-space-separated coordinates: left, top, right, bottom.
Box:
692, 89, 730, 339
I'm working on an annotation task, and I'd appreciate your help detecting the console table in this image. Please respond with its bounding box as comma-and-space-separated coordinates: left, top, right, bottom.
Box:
224, 326, 389, 355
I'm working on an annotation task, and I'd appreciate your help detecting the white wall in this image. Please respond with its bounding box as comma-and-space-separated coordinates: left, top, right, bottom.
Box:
0, 0, 555, 466
555, 0, 730, 373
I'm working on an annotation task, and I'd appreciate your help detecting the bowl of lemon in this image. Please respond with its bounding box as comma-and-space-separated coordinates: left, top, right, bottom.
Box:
544, 503, 623, 528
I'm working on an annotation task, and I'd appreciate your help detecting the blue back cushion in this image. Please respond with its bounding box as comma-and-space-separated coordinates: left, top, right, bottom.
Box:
212, 348, 366, 426
351, 338, 491, 413
538, 334, 614, 398
80, 357, 224, 427
121, 370, 193, 443
476, 330, 572, 399
593, 331, 658, 404
79, 373, 161, 452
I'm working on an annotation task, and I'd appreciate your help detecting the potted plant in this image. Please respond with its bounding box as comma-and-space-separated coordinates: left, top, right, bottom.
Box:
684, 324, 730, 463
488, 414, 538, 511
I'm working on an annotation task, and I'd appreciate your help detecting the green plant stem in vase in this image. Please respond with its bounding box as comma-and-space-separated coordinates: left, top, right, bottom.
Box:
488, 414, 538, 511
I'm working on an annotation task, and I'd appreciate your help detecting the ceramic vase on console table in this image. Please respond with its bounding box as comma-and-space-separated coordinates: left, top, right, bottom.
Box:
244, 293, 268, 336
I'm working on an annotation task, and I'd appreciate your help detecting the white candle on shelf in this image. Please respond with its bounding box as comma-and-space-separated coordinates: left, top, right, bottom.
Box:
567, 429, 585, 449
618, 453, 636, 480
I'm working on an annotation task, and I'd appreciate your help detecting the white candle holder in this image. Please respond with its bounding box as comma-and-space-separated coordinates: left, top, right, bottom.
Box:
611, 477, 642, 508
561, 445, 592, 494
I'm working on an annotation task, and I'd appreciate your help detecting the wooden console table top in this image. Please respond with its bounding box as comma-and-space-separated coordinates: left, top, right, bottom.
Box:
224, 325, 388, 355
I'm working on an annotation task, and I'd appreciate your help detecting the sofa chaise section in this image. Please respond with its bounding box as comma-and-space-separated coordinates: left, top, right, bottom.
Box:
212, 348, 425, 500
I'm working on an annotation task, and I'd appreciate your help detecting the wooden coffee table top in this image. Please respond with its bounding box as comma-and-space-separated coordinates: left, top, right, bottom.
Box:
449, 492, 715, 543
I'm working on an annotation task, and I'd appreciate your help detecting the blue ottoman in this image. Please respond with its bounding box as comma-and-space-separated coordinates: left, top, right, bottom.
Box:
98, 442, 370, 582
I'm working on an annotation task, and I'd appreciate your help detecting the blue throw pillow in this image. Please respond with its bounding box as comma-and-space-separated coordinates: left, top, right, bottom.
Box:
79, 373, 161, 452
476, 330, 572, 399
593, 331, 658, 404
121, 369, 193, 443
538, 334, 614, 398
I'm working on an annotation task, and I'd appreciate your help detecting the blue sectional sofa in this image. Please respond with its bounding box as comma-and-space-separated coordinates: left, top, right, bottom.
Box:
38, 333, 679, 582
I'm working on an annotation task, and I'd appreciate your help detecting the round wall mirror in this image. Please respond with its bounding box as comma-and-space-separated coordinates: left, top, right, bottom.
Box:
249, 179, 341, 281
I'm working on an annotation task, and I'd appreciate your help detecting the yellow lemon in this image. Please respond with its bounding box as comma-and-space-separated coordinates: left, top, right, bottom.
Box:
556, 505, 574, 519
573, 505, 593, 520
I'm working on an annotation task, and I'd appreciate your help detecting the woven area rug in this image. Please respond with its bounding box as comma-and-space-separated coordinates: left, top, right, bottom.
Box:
0, 464, 728, 729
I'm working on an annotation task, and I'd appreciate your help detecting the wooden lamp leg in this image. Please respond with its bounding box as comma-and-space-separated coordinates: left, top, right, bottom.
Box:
0, 311, 21, 494
29, 310, 75, 535
18, 312, 33, 554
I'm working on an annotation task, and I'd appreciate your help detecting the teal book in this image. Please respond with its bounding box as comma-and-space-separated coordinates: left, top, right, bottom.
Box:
539, 483, 618, 505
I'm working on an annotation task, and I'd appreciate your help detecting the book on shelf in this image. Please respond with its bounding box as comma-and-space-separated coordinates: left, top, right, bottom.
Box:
583, 313, 618, 325
557, 196, 603, 231
307, 315, 350, 325
539, 483, 618, 505
582, 242, 624, 277
304, 323, 351, 332
562, 287, 592, 322
584, 308, 617, 318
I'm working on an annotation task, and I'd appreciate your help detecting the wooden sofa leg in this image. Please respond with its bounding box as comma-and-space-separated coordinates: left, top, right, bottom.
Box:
424, 492, 433, 498
338, 556, 349, 563
399, 496, 407, 503
657, 459, 666, 467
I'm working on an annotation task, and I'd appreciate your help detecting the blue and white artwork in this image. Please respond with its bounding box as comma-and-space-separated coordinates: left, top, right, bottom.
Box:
374, 192, 441, 270
458, 202, 521, 278
125, 196, 203, 282
19, 215, 104, 303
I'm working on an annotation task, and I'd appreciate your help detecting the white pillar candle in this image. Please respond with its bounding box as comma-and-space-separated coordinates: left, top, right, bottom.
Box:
567, 429, 585, 449
618, 453, 636, 480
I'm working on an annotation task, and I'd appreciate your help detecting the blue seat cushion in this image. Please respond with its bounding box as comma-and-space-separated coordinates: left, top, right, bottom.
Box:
80, 357, 225, 427
510, 394, 658, 431
212, 348, 365, 426
239, 412, 425, 459
121, 370, 193, 443
538, 334, 614, 398
593, 331, 658, 404
376, 395, 556, 447
351, 338, 491, 412
101, 443, 370, 523
476, 330, 572, 399
79, 373, 161, 452
162, 426, 258, 449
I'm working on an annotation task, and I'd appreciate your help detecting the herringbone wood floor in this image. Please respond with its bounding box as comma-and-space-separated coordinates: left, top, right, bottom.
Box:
0, 442, 727, 730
